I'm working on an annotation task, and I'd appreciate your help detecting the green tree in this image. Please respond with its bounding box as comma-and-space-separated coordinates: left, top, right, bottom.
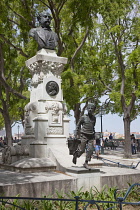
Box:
0, 0, 34, 144
96, 0, 140, 157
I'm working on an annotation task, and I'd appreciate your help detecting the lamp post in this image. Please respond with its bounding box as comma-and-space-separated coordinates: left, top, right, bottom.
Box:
99, 104, 106, 155
17, 125, 20, 141
100, 106, 103, 140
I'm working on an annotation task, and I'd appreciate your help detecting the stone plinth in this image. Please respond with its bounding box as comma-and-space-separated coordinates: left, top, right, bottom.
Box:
19, 49, 70, 170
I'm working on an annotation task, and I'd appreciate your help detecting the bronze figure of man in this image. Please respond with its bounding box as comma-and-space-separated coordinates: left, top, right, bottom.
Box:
29, 11, 58, 50
73, 103, 96, 169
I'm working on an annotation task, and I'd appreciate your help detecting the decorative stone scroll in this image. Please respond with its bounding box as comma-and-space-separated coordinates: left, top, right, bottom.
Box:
45, 101, 67, 114
29, 61, 64, 74
28, 61, 65, 86
25, 49, 68, 88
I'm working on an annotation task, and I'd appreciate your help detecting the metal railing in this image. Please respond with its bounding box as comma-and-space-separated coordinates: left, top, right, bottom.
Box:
100, 156, 140, 169
0, 183, 140, 210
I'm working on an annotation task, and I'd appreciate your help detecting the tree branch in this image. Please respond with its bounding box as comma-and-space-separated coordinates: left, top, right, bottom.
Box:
57, 0, 67, 14
128, 93, 136, 113
104, 22, 125, 95
0, 34, 29, 58
0, 43, 27, 100
7, 18, 20, 27
38, 0, 50, 8
70, 28, 89, 70
98, 74, 112, 92
6, 4, 34, 28
130, 109, 138, 122
47, 0, 64, 56
0, 75, 27, 99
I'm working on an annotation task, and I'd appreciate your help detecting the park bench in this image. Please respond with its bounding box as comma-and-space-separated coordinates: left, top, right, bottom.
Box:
104, 141, 118, 150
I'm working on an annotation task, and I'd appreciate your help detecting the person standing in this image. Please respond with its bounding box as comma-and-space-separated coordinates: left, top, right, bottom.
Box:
109, 133, 113, 140
131, 134, 136, 154
109, 133, 113, 149
95, 138, 101, 159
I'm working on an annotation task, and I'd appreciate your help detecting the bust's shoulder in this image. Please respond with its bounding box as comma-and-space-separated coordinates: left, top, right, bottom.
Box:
29, 28, 37, 36
29, 28, 36, 32
35, 27, 43, 31
29, 27, 41, 33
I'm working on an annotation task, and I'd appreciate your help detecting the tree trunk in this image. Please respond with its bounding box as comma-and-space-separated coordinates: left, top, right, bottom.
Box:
2, 102, 12, 146
121, 94, 136, 158
4, 118, 12, 146
123, 114, 132, 158
74, 103, 81, 125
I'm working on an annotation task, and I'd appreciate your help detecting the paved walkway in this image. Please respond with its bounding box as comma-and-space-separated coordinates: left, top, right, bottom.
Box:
97, 147, 140, 169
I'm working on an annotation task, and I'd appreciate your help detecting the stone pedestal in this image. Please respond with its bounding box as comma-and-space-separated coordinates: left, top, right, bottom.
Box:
21, 49, 69, 161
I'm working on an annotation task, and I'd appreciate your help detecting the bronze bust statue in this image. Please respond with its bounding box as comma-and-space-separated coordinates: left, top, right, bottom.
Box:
29, 11, 58, 50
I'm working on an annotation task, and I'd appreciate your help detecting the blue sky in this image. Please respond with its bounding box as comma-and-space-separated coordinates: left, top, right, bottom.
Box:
69, 111, 140, 135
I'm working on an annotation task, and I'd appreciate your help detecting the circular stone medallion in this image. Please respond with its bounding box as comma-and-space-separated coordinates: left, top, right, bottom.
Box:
46, 81, 59, 96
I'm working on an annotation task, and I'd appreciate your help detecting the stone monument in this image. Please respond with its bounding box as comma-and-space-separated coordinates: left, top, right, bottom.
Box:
23, 11, 69, 161
2, 11, 100, 175
2, 11, 70, 172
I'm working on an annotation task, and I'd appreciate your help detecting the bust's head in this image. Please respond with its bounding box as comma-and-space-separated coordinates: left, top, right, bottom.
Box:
37, 11, 52, 28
